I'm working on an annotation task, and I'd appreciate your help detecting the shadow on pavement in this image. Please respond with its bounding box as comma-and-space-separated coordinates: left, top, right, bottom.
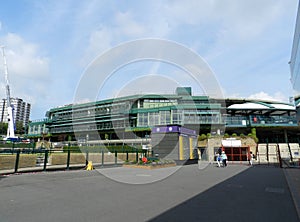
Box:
149, 166, 299, 222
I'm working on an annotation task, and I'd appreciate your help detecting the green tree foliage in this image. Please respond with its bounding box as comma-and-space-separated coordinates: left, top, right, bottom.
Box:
0, 121, 25, 135
251, 128, 257, 136
198, 134, 207, 141
0, 122, 8, 135
15, 121, 25, 135
250, 128, 259, 143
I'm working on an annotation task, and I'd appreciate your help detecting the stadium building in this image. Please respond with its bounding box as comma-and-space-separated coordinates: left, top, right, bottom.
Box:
28, 87, 298, 143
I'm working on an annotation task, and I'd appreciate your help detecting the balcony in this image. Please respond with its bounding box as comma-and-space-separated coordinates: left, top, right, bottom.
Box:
225, 115, 298, 127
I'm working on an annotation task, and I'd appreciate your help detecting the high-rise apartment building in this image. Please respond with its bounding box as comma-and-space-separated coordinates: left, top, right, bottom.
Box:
0, 97, 31, 127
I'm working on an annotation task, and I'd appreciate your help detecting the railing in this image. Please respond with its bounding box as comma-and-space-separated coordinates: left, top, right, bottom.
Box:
250, 115, 298, 126
225, 115, 298, 127
0, 144, 149, 174
225, 116, 249, 127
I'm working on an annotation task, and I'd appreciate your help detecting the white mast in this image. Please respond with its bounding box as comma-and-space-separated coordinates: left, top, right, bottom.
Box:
1, 46, 15, 138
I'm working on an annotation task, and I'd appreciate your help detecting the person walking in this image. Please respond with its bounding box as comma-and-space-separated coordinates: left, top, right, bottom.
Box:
216, 153, 222, 167
221, 151, 228, 167
248, 151, 254, 166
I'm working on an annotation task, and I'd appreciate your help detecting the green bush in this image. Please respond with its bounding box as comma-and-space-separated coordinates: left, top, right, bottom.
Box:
198, 134, 207, 141
251, 128, 257, 136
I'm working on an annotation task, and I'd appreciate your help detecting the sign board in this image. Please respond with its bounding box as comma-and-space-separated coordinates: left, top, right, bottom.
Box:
222, 139, 241, 147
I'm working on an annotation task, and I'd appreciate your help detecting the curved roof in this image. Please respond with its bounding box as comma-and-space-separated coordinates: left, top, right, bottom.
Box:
270, 103, 295, 110
295, 98, 300, 107
226, 99, 296, 115
228, 102, 269, 109
227, 101, 295, 110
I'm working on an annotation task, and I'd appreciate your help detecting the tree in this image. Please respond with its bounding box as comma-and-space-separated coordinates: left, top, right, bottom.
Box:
15, 121, 25, 135
0, 122, 8, 135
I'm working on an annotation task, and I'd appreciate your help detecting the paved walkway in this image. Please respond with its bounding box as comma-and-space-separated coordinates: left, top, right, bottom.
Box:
0, 163, 298, 222
284, 167, 300, 219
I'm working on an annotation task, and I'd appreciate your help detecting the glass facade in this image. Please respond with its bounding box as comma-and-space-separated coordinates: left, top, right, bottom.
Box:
290, 2, 300, 122
290, 2, 300, 94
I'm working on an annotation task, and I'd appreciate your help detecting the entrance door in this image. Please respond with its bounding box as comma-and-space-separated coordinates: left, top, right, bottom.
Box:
224, 147, 249, 162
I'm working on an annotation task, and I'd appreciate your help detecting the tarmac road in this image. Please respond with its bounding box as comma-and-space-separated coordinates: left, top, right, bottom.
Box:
0, 164, 298, 222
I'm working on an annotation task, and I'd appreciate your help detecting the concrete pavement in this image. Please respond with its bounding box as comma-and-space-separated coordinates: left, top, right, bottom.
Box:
0, 163, 298, 222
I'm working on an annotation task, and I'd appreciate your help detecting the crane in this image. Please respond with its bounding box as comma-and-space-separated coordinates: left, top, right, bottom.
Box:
1, 46, 16, 140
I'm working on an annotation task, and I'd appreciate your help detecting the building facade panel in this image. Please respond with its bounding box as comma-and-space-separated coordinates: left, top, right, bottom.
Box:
290, 2, 300, 94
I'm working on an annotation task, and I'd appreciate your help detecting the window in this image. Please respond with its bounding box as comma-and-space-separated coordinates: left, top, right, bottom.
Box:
138, 113, 148, 126
149, 112, 159, 126
160, 111, 171, 125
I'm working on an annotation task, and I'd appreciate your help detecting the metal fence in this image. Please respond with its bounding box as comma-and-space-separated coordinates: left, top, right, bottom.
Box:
0, 143, 149, 174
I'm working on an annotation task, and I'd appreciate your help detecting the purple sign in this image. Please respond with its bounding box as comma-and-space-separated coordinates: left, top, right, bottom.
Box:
152, 125, 197, 136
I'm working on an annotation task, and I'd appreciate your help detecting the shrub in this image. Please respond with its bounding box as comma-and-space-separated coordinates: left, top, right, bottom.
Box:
251, 128, 257, 136
198, 134, 207, 141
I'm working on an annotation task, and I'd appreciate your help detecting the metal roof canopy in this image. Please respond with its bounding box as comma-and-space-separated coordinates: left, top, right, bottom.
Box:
227, 101, 296, 115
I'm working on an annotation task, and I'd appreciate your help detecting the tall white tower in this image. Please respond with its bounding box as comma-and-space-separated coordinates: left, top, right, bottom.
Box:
1, 46, 16, 139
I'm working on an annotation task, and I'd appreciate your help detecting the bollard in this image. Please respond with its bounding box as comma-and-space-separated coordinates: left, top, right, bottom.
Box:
115, 151, 117, 165
14, 150, 20, 173
126, 151, 129, 161
85, 150, 89, 166
66, 149, 71, 170
101, 149, 104, 167
43, 150, 48, 171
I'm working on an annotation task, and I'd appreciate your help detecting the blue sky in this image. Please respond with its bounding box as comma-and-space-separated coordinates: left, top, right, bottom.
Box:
0, 0, 298, 120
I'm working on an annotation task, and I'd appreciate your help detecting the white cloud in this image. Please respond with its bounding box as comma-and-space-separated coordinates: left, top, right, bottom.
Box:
113, 74, 179, 98
248, 91, 289, 103
0, 33, 50, 107
81, 27, 114, 66
81, 8, 171, 67
165, 0, 288, 37
1, 33, 49, 79
114, 12, 146, 37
